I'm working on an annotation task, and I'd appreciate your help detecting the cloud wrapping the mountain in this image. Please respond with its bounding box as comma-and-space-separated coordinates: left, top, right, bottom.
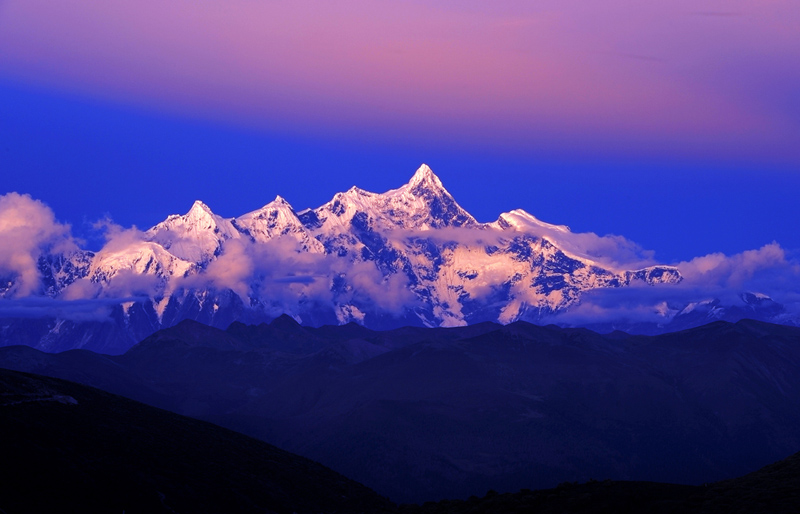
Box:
87, 219, 514, 315
393, 223, 656, 271
61, 278, 102, 301
247, 237, 417, 317
499, 222, 657, 270
92, 217, 148, 252
0, 296, 143, 321
0, 193, 77, 297
174, 235, 418, 318
100, 270, 163, 300
337, 259, 417, 313
555, 243, 800, 324
194, 239, 253, 300
550, 231, 656, 270
86, 219, 196, 300
676, 242, 792, 289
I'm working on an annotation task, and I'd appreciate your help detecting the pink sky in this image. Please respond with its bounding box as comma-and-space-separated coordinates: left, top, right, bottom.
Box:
0, 0, 798, 163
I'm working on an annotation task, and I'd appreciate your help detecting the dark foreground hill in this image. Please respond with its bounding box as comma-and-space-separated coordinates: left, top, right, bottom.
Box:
2, 367, 799, 514
402, 450, 800, 514
3, 317, 800, 503
0, 369, 393, 514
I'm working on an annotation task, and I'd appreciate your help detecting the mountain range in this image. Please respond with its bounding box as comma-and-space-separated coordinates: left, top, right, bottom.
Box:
1, 164, 794, 354
4, 316, 800, 503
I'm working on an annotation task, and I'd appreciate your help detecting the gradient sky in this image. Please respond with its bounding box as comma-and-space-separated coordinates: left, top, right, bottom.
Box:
1, 0, 798, 263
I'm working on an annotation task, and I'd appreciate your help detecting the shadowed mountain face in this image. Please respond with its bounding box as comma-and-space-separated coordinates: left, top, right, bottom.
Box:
2, 318, 800, 503
0, 369, 393, 514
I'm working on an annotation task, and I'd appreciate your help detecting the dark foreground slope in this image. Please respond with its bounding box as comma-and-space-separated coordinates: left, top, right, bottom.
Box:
2, 369, 800, 514
0, 369, 392, 514
4, 361, 798, 514
402, 450, 800, 514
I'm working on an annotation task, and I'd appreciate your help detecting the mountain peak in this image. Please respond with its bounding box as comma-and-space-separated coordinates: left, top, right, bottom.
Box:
184, 200, 218, 224
494, 209, 572, 234
345, 186, 371, 196
145, 199, 241, 264
407, 164, 444, 191
188, 200, 213, 215
151, 200, 217, 229
241, 196, 295, 218
270, 313, 303, 330
268, 195, 294, 208
356, 163, 477, 229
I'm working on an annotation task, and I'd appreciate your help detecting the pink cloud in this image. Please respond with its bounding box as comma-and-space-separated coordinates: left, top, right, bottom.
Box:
242, 237, 417, 318
393, 223, 656, 270
676, 242, 793, 289
190, 239, 253, 301
167, 235, 417, 319
99, 270, 161, 300
0, 0, 796, 162
553, 242, 800, 325
0, 193, 77, 296
92, 217, 147, 253
61, 279, 102, 301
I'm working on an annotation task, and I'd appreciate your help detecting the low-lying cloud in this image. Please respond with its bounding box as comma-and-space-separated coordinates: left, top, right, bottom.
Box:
553, 242, 800, 326
392, 221, 657, 271
0, 296, 146, 321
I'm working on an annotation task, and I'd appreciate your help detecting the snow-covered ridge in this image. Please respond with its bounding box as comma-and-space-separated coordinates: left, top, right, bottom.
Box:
234, 196, 324, 252
491, 209, 571, 234
25, 164, 683, 332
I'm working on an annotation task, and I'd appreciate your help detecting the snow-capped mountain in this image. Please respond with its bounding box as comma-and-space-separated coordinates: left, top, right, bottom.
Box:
147, 200, 241, 264
1, 164, 698, 351
303, 165, 478, 233
234, 196, 324, 252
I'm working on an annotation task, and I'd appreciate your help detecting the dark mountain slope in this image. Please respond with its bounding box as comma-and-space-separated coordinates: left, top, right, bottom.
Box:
0, 369, 393, 514
401, 450, 800, 514
689, 449, 800, 513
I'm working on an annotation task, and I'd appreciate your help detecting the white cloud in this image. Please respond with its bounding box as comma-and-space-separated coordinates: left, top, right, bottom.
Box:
676, 242, 792, 289
553, 243, 800, 325
188, 238, 253, 300
0, 193, 77, 296
92, 217, 147, 252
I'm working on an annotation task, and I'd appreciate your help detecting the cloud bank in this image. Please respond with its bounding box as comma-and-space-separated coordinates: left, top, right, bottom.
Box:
555, 243, 800, 325
0, 296, 146, 321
